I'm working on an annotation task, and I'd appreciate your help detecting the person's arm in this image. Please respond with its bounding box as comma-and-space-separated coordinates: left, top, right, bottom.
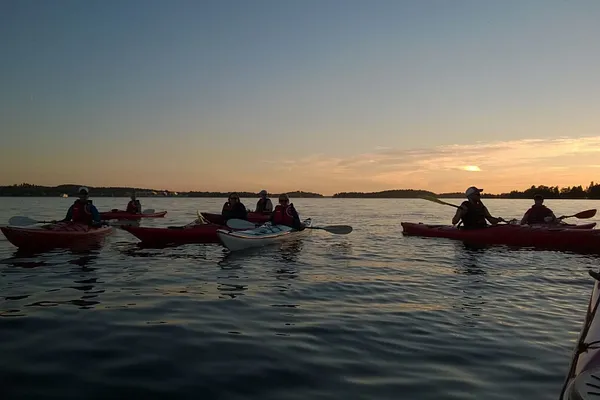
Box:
238, 203, 248, 220
61, 205, 74, 222
290, 206, 303, 230
483, 207, 502, 225
520, 210, 531, 225
221, 203, 230, 218
545, 210, 557, 223
265, 199, 273, 213
451, 207, 464, 225
90, 205, 102, 226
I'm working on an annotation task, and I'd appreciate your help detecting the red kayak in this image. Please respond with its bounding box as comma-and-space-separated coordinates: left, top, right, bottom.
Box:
122, 223, 233, 245
100, 210, 167, 220
401, 222, 600, 253
528, 222, 596, 229
200, 212, 270, 225
1, 222, 113, 250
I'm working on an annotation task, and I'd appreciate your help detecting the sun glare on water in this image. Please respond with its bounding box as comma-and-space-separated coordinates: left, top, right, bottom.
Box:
462, 165, 481, 172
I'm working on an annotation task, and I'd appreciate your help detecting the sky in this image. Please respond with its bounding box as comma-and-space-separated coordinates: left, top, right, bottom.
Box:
1, 0, 600, 195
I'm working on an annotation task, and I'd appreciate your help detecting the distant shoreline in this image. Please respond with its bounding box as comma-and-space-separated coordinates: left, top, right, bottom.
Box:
2, 183, 600, 199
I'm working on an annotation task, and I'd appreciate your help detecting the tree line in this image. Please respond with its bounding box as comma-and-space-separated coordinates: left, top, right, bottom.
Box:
332, 182, 600, 199
0, 184, 324, 198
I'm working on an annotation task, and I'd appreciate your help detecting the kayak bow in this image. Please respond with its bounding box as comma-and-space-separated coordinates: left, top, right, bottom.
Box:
560, 270, 600, 399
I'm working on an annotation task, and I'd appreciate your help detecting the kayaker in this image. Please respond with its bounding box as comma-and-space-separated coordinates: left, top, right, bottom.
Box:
221, 193, 248, 221
451, 186, 504, 229
57, 186, 102, 227
126, 192, 142, 214
255, 190, 273, 213
520, 194, 557, 225
270, 193, 305, 230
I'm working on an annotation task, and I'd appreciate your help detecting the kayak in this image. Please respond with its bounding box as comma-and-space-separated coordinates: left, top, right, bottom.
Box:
560, 270, 600, 399
122, 223, 227, 245
201, 212, 270, 225
525, 222, 596, 229
0, 222, 113, 250
100, 210, 167, 220
401, 222, 600, 253
217, 219, 312, 251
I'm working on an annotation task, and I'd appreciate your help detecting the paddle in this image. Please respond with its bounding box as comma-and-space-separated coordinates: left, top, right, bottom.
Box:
196, 211, 210, 224
421, 195, 461, 209
8, 216, 54, 226
226, 219, 352, 234
308, 225, 353, 234
558, 209, 597, 220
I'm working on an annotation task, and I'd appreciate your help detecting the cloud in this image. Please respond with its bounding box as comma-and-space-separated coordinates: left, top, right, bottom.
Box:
274, 136, 600, 194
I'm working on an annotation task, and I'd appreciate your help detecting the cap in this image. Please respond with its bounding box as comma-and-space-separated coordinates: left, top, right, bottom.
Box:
78, 186, 89, 194
465, 186, 483, 197
278, 193, 289, 200
259, 190, 267, 195
533, 193, 544, 200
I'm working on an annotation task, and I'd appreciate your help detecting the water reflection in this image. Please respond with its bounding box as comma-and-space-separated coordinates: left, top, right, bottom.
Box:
451, 244, 488, 328
0, 249, 104, 316
116, 241, 217, 261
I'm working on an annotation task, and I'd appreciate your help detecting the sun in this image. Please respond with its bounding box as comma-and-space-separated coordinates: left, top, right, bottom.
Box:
462, 165, 481, 172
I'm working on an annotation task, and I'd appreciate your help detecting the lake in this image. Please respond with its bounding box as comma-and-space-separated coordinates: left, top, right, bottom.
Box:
1, 197, 599, 399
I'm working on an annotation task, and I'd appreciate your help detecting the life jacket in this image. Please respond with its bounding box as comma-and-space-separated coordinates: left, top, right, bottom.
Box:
272, 204, 295, 226
256, 198, 270, 213
524, 204, 553, 224
71, 200, 93, 224
460, 200, 487, 229
126, 200, 141, 213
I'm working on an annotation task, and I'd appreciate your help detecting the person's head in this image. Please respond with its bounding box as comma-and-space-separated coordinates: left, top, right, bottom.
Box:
465, 186, 483, 202
78, 186, 89, 201
131, 191, 137, 200
259, 189, 268, 199
278, 193, 290, 206
228, 192, 239, 203
533, 194, 544, 205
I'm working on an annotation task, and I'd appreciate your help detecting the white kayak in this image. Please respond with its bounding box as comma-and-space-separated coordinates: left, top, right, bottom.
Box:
217, 218, 312, 251
560, 270, 600, 399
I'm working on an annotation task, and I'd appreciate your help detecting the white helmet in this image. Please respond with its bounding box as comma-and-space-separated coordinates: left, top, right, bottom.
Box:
78, 186, 89, 194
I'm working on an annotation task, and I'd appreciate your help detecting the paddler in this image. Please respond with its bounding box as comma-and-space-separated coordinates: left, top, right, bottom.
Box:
222, 192, 248, 221
270, 193, 305, 230
126, 191, 142, 214
255, 189, 273, 213
451, 186, 504, 229
56, 186, 102, 226
520, 194, 557, 225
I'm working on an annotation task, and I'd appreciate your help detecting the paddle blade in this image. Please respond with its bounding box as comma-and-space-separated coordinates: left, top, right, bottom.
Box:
143, 209, 156, 214
226, 219, 257, 230
8, 216, 43, 226
574, 209, 597, 219
311, 225, 353, 234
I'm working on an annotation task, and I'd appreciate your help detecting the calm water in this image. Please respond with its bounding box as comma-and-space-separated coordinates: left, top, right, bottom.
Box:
1, 197, 600, 399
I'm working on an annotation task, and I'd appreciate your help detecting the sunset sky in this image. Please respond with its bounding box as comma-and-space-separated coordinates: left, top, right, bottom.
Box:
2, 0, 600, 195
